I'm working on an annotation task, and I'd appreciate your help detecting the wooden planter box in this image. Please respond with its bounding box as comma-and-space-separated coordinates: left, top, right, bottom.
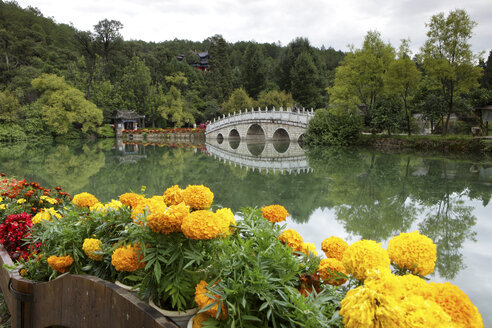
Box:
0, 245, 178, 328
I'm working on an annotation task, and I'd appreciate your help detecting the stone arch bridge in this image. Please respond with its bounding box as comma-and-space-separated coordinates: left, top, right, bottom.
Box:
205, 107, 315, 142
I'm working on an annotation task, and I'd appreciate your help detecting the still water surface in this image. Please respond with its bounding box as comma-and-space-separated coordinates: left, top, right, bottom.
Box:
1, 138, 491, 324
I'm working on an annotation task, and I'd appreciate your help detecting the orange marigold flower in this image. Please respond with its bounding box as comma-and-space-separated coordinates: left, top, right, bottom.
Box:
301, 242, 318, 256
181, 210, 228, 240
72, 192, 99, 208
342, 239, 390, 281
388, 231, 437, 276
261, 205, 289, 223
147, 202, 189, 234
321, 236, 349, 261
47, 255, 74, 273
163, 185, 184, 206
119, 192, 145, 208
192, 312, 212, 328
182, 185, 214, 210
111, 244, 146, 272
278, 229, 303, 252
318, 258, 347, 286
195, 280, 227, 320
427, 282, 483, 328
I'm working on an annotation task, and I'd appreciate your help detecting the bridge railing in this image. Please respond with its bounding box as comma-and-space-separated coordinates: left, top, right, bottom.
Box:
206, 107, 315, 134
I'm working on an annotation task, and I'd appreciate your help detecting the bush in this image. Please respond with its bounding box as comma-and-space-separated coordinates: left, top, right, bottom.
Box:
304, 108, 363, 146
96, 125, 115, 138
0, 123, 27, 142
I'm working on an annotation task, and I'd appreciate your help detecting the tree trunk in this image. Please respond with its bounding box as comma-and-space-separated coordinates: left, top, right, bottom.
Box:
404, 98, 411, 135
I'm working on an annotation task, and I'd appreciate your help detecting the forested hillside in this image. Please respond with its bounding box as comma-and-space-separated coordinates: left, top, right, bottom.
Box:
0, 1, 344, 140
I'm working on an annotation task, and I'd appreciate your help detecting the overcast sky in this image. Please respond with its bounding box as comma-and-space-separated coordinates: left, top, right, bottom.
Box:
15, 0, 492, 55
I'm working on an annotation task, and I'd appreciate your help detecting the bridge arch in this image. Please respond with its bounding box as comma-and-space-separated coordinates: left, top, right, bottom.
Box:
246, 124, 265, 140
229, 129, 240, 139
272, 128, 290, 140
217, 133, 224, 144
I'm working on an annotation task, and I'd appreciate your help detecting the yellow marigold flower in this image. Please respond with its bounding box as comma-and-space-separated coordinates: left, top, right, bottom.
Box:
192, 312, 212, 328
47, 255, 74, 273
342, 239, 390, 281
72, 192, 99, 208
0, 204, 6, 210
90, 202, 105, 213
397, 274, 429, 297
261, 204, 289, 223
321, 236, 349, 261
301, 242, 318, 256
182, 185, 214, 210
40, 195, 57, 204
278, 229, 303, 252
16, 198, 26, 204
388, 231, 437, 276
0, 196, 3, 203
318, 258, 347, 286
119, 192, 145, 208
105, 199, 123, 211
340, 285, 405, 328
111, 244, 146, 272
82, 238, 103, 261
215, 208, 236, 235
402, 294, 454, 328
32, 207, 61, 224
427, 282, 483, 328
195, 280, 227, 320
163, 185, 184, 206
181, 210, 227, 240
147, 202, 189, 234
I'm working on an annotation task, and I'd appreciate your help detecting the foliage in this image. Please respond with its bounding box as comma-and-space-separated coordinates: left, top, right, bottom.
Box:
0, 90, 23, 123
31, 74, 103, 135
159, 86, 194, 127
0, 123, 26, 142
328, 31, 395, 124
221, 88, 254, 114
290, 51, 322, 109
304, 108, 363, 146
420, 9, 483, 135
203, 207, 343, 328
371, 95, 405, 135
241, 43, 267, 99
255, 89, 294, 110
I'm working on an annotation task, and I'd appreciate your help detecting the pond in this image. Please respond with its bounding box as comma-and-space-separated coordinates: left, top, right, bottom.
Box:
1, 138, 491, 325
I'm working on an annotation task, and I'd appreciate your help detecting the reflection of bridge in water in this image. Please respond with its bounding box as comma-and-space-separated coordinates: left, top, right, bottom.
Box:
206, 139, 312, 174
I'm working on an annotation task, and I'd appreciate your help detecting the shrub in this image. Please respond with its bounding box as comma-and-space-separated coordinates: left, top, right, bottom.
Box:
304, 108, 363, 146
0, 123, 27, 142
96, 125, 115, 138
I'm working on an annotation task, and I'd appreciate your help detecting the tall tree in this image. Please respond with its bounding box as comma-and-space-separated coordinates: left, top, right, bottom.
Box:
329, 31, 395, 121
93, 19, 123, 64
420, 9, 482, 135
480, 51, 492, 90
221, 88, 254, 114
290, 51, 321, 109
207, 35, 233, 103
119, 56, 152, 117
385, 39, 422, 134
241, 43, 267, 99
276, 37, 312, 92
158, 86, 194, 127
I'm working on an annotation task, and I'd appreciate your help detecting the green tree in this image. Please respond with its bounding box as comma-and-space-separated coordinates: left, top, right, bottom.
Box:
290, 51, 321, 109
0, 89, 23, 123
93, 19, 123, 66
221, 88, 254, 114
255, 90, 294, 109
158, 86, 194, 127
480, 50, 492, 90
241, 43, 267, 99
371, 95, 405, 135
207, 35, 233, 103
31, 74, 103, 135
329, 31, 395, 124
420, 9, 482, 135
385, 40, 421, 134
119, 56, 152, 117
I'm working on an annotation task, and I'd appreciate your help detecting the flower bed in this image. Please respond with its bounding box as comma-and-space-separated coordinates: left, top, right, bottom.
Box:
0, 175, 485, 328
122, 127, 206, 135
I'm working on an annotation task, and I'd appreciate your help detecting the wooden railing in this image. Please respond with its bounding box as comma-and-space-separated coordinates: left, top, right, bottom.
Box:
0, 245, 177, 328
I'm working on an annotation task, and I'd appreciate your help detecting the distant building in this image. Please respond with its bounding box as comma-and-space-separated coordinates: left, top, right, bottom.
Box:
176, 51, 210, 71
111, 110, 146, 137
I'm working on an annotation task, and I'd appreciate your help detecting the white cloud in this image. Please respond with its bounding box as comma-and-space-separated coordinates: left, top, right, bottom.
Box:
15, 0, 492, 53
